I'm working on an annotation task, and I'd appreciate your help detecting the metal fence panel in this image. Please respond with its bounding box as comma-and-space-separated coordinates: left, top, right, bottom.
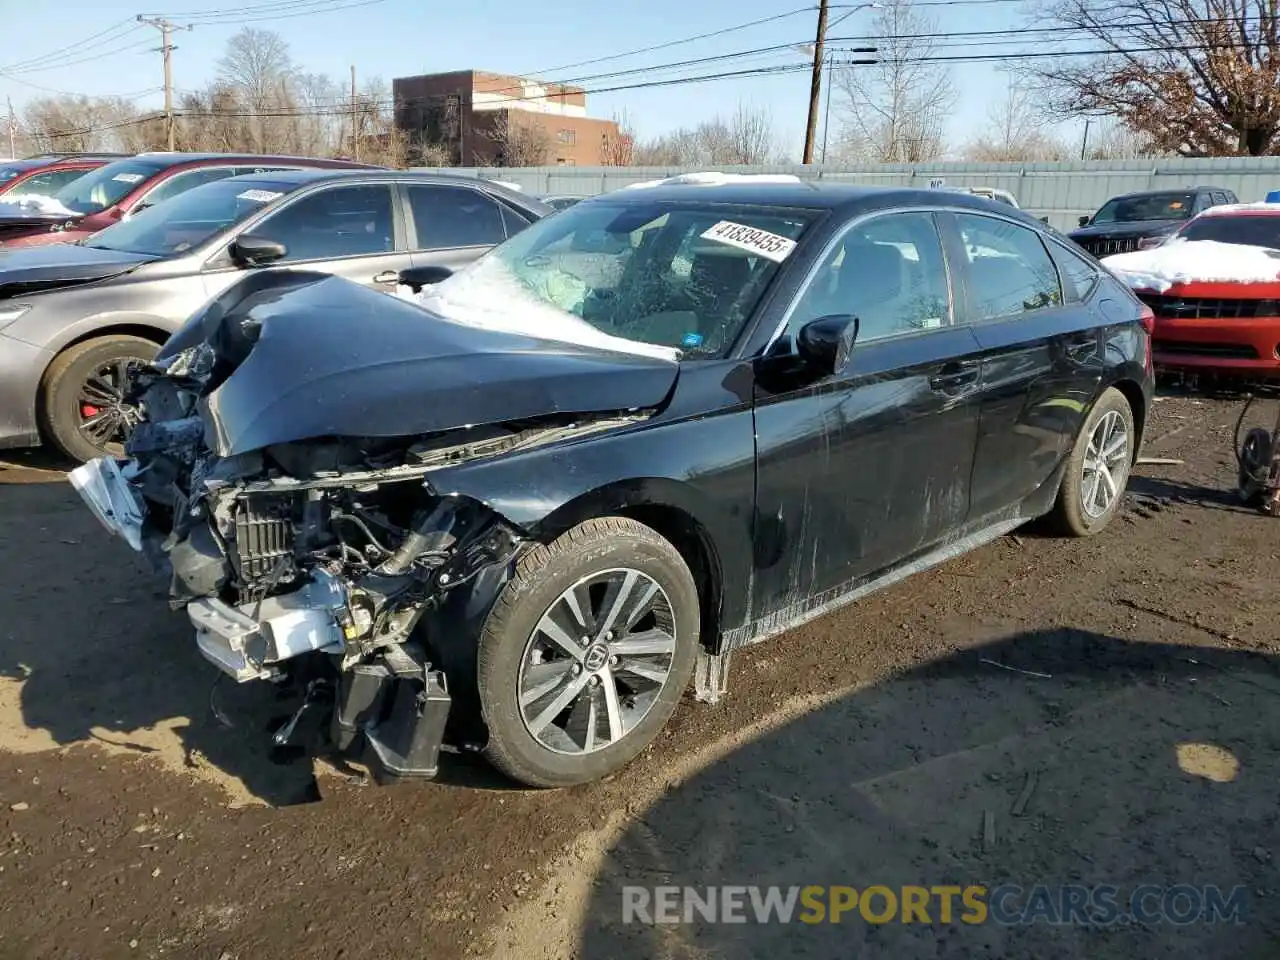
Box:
410, 160, 1280, 231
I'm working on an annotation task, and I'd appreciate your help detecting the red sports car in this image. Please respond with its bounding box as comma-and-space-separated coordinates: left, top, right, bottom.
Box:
1102, 203, 1280, 377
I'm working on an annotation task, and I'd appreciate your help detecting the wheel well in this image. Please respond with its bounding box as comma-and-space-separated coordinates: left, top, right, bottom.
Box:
614, 503, 723, 654
57, 324, 171, 356
1111, 378, 1147, 453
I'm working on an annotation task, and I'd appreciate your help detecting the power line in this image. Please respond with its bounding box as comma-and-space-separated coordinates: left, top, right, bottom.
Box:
142, 0, 385, 25
2, 38, 157, 76
0, 19, 143, 73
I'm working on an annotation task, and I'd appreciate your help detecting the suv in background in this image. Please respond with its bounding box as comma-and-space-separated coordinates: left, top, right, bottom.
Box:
0, 153, 128, 201
0, 152, 381, 246
1069, 186, 1237, 257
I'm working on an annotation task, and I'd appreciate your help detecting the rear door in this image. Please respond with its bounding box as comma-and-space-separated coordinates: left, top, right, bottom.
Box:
942, 211, 1103, 521
751, 210, 984, 615
401, 182, 512, 273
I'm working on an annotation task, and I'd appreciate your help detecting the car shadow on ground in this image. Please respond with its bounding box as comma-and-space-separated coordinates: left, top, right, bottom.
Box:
568, 629, 1280, 960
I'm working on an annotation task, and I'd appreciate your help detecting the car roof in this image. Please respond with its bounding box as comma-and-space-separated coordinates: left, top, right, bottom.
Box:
1108, 186, 1228, 201
128, 152, 377, 169
216, 168, 555, 212
580, 179, 1028, 217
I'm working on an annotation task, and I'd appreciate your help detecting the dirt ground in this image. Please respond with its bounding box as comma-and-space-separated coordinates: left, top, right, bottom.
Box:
1, 391, 1279, 960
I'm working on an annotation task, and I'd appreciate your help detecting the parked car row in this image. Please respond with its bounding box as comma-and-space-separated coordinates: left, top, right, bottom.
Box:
62, 173, 1155, 789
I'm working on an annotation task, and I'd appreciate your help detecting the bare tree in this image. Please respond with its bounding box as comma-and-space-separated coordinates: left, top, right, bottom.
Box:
216, 27, 294, 152
482, 111, 551, 166
962, 73, 1070, 161
1033, 0, 1280, 155
600, 110, 636, 165
629, 105, 776, 165
833, 0, 955, 162
22, 95, 162, 153
1078, 117, 1163, 159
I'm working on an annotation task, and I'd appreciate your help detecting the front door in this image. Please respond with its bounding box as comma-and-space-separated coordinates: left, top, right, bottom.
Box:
751, 210, 984, 619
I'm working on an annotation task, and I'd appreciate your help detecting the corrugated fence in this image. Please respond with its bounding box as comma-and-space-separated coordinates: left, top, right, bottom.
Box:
410, 159, 1280, 231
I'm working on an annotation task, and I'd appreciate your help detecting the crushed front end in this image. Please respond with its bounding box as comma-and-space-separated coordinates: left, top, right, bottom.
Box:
72, 378, 529, 778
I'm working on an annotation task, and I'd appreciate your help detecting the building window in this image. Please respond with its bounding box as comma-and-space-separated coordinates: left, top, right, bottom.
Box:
557, 128, 576, 145
556, 158, 576, 166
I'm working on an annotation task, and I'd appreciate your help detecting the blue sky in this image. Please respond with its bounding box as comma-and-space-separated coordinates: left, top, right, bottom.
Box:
0, 0, 1039, 160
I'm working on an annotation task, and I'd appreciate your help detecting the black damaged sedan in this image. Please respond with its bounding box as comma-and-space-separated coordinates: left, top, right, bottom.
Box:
71, 178, 1155, 787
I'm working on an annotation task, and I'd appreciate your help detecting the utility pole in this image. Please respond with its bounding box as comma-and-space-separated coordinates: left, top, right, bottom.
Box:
138, 15, 190, 151
1080, 118, 1091, 160
350, 65, 359, 161
6, 97, 15, 159
802, 0, 829, 165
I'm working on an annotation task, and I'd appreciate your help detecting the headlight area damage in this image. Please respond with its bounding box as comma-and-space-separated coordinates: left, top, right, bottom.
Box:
68, 271, 677, 782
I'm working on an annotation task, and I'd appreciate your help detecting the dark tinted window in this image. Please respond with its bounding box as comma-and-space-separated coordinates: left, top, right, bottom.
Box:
259, 185, 395, 262
499, 202, 532, 237
791, 212, 951, 343
4, 168, 88, 198
406, 184, 506, 249
1048, 241, 1099, 302
1179, 214, 1280, 249
955, 214, 1063, 320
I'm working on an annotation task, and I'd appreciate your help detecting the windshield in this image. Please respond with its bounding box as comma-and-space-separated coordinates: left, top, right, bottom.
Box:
85, 178, 292, 257
53, 159, 165, 214
1092, 193, 1194, 224
1176, 214, 1280, 249
420, 199, 816, 359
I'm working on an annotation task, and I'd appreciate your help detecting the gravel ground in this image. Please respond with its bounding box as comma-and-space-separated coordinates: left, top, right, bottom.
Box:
0, 392, 1278, 960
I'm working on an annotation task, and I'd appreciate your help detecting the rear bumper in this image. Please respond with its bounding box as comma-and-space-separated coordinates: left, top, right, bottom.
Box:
0, 332, 50, 449
1151, 315, 1280, 375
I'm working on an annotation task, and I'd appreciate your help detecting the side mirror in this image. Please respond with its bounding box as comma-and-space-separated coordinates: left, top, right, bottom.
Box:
229, 234, 288, 267
1077, 215, 1091, 227
796, 315, 858, 375
398, 264, 453, 291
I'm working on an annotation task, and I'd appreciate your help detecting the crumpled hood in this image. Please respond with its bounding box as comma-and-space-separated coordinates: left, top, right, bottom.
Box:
1069, 218, 1183, 241
0, 242, 153, 298
162, 271, 680, 457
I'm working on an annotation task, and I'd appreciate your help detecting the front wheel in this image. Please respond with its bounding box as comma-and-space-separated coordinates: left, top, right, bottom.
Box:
39, 335, 157, 463
1048, 386, 1135, 537
477, 517, 700, 788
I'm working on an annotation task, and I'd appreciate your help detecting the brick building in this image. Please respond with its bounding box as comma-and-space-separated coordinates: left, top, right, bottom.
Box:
393, 70, 625, 167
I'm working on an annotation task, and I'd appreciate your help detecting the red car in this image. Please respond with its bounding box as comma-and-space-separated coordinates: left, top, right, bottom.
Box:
1106, 204, 1280, 377
0, 153, 126, 201
0, 152, 381, 246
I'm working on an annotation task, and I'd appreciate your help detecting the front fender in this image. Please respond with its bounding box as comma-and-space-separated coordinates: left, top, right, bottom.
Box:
425, 409, 757, 635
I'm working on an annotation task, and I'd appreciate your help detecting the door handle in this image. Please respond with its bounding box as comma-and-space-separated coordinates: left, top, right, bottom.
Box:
372, 270, 399, 284
929, 361, 980, 394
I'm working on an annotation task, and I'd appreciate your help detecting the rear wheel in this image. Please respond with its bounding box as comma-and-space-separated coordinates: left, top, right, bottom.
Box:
1049, 386, 1135, 537
39, 335, 157, 463
478, 517, 700, 788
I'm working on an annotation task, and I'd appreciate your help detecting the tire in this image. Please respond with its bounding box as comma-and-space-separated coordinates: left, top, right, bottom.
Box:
1048, 386, 1135, 537
39, 335, 158, 463
478, 517, 700, 788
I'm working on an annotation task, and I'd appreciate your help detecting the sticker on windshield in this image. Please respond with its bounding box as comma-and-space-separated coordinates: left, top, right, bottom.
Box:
237, 189, 284, 203
112, 173, 145, 184
700, 220, 797, 262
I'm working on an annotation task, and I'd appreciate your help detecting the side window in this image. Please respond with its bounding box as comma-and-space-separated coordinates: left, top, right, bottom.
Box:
406, 185, 506, 250
141, 167, 239, 208
257, 185, 395, 262
954, 213, 1063, 321
499, 202, 532, 238
789, 212, 951, 344
5, 169, 87, 198
1048, 241, 1100, 302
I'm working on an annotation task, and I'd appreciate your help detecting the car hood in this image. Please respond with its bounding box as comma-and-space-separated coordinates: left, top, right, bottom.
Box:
0, 243, 154, 299
1069, 219, 1184, 240
160, 271, 681, 457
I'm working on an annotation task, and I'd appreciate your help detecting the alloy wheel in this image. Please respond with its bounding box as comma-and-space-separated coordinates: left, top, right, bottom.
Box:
517, 568, 677, 756
1081, 409, 1130, 518
77, 356, 146, 453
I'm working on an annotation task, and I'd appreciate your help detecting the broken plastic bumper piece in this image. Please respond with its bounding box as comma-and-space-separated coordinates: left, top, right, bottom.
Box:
68, 457, 146, 552
188, 570, 347, 682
